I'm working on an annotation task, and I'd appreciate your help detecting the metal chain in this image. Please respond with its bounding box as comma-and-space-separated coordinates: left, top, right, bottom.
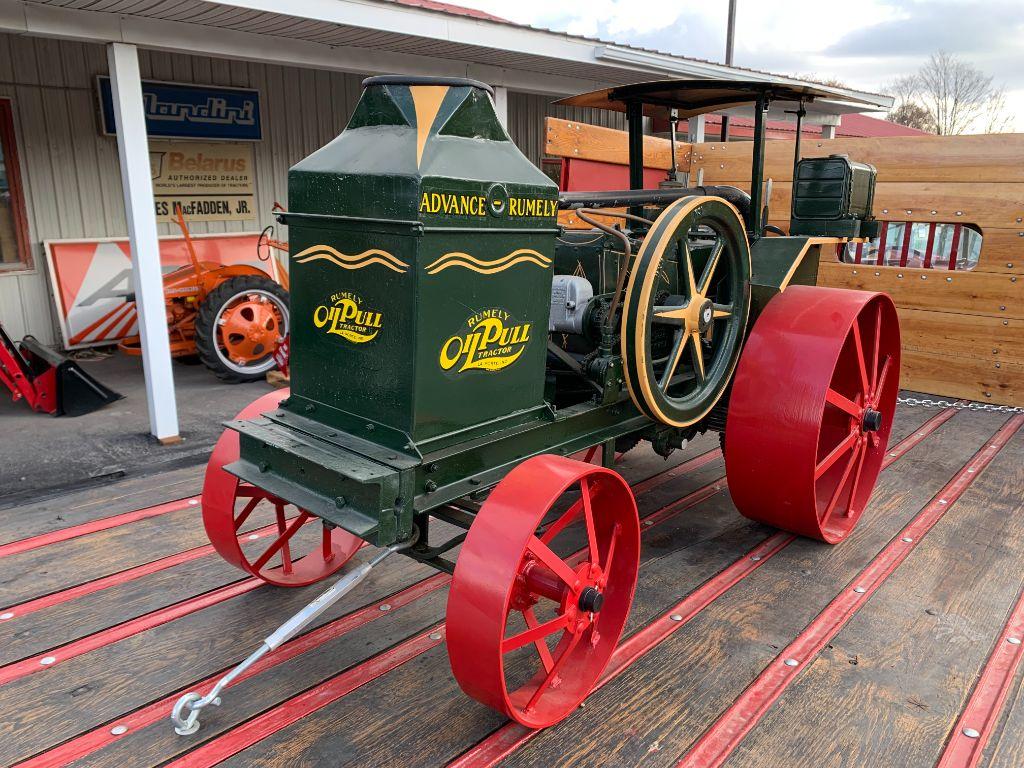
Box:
897, 396, 1024, 414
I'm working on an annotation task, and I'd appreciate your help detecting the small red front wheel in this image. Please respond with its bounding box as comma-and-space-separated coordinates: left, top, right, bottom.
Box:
201, 389, 362, 586
446, 455, 640, 728
725, 286, 901, 543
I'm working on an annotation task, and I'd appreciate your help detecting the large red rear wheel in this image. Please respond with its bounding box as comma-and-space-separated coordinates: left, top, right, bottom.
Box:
447, 455, 640, 728
725, 286, 900, 543
202, 389, 362, 586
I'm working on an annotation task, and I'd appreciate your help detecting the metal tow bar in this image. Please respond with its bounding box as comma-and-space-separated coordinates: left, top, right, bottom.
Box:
170, 537, 414, 736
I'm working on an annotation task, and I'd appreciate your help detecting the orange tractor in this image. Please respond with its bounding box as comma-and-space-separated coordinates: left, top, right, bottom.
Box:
119, 208, 289, 383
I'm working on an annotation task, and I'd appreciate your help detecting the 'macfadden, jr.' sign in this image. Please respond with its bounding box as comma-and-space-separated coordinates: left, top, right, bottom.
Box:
97, 77, 262, 141
149, 141, 256, 223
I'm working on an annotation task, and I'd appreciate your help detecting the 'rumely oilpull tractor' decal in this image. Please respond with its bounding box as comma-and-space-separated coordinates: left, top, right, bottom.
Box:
171, 76, 900, 736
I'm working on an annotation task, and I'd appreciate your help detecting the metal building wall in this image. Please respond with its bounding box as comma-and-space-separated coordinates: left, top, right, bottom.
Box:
0, 34, 365, 346
0, 34, 618, 347
507, 91, 628, 167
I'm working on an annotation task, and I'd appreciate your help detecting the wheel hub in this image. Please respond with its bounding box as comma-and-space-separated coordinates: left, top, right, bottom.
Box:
862, 408, 883, 432
697, 299, 714, 334
578, 586, 604, 612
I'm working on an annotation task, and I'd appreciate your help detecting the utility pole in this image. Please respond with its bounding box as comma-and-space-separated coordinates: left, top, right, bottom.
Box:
721, 0, 737, 142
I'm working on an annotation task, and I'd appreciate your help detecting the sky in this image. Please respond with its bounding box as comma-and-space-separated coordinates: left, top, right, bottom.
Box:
451, 0, 1024, 131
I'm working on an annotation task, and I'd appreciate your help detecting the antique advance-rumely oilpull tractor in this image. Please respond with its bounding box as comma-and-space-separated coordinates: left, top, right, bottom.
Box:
171, 76, 900, 734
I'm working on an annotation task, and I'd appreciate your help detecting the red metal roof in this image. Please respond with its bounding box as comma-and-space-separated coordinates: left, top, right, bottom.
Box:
680, 112, 928, 140
392, 0, 508, 22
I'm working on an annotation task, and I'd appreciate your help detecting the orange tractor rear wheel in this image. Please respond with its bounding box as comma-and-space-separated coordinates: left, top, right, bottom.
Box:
195, 275, 289, 383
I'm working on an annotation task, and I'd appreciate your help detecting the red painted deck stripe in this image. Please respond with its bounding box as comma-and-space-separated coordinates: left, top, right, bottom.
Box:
935, 586, 1024, 768
167, 627, 447, 768
0, 495, 201, 559
678, 414, 1024, 768
447, 407, 959, 767
0, 522, 280, 620
15, 451, 725, 767
1, 450, 718, 622
15, 415, 948, 766
13, 575, 450, 768
0, 579, 260, 686
449, 532, 795, 768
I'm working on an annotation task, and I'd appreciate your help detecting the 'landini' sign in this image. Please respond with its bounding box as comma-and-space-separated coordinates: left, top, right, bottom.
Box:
97, 77, 262, 141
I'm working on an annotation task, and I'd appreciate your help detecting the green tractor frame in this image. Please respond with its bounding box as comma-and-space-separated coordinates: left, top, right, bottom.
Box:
170, 76, 901, 735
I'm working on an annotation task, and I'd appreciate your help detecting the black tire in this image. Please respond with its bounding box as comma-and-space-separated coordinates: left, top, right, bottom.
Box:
195, 275, 289, 383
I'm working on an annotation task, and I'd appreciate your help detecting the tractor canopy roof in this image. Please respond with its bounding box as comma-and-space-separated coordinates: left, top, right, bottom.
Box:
555, 78, 880, 119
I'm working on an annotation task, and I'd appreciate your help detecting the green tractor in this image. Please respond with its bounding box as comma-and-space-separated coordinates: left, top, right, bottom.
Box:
171, 76, 899, 734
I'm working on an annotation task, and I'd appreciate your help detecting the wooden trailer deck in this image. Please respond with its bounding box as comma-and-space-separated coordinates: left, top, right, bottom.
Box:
1, 396, 1023, 768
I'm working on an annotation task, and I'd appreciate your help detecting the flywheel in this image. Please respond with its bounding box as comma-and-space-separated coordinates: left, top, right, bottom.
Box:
621, 196, 751, 427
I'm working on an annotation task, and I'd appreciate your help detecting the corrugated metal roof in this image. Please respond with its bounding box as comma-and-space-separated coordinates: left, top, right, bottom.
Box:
24, 0, 889, 107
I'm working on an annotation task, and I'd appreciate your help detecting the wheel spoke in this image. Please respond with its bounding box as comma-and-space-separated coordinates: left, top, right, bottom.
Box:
540, 498, 584, 545
502, 611, 571, 653
251, 511, 311, 572
527, 536, 581, 589
870, 303, 881, 394
873, 355, 893, 401
698, 239, 725, 293
815, 429, 858, 480
659, 331, 688, 390
321, 523, 335, 562
820, 443, 861, 523
580, 478, 600, 568
233, 496, 261, 531
653, 304, 688, 325
712, 303, 733, 319
274, 504, 293, 574
826, 387, 861, 418
603, 524, 620, 576
525, 629, 583, 713
844, 439, 870, 517
690, 332, 705, 384
683, 241, 698, 299
851, 320, 870, 395
523, 607, 556, 673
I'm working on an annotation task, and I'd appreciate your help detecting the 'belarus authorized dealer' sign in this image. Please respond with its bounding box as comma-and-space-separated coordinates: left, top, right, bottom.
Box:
149, 141, 256, 223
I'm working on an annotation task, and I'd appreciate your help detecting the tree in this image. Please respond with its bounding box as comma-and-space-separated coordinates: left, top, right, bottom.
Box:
887, 52, 1011, 135
888, 101, 934, 132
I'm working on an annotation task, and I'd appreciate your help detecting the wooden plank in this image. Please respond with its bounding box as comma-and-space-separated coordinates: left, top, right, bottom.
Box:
902, 349, 1021, 407
691, 133, 1024, 185
753, 182, 1024, 233
0, 443, 721, 766
897, 308, 1024, 363
816, 261, 1022, 319
200, 410, 938, 768
496, 410, 1007, 768
545, 118, 691, 172
725, 429, 1024, 768
0, 464, 203, 539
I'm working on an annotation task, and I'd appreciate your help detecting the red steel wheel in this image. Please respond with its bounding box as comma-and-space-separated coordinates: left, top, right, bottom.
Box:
447, 454, 640, 728
724, 286, 900, 543
202, 388, 361, 586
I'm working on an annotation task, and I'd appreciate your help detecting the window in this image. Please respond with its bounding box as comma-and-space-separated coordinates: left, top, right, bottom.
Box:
0, 100, 30, 271
838, 222, 982, 271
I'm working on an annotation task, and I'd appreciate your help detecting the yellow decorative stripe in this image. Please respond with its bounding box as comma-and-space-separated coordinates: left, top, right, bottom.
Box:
425, 248, 552, 275
293, 245, 410, 274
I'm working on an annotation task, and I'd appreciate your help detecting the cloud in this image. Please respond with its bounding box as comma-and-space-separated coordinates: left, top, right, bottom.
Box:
449, 0, 1023, 129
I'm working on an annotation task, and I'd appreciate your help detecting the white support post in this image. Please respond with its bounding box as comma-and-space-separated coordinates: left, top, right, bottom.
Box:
107, 42, 180, 444
687, 114, 706, 144
820, 124, 837, 139
492, 85, 508, 128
